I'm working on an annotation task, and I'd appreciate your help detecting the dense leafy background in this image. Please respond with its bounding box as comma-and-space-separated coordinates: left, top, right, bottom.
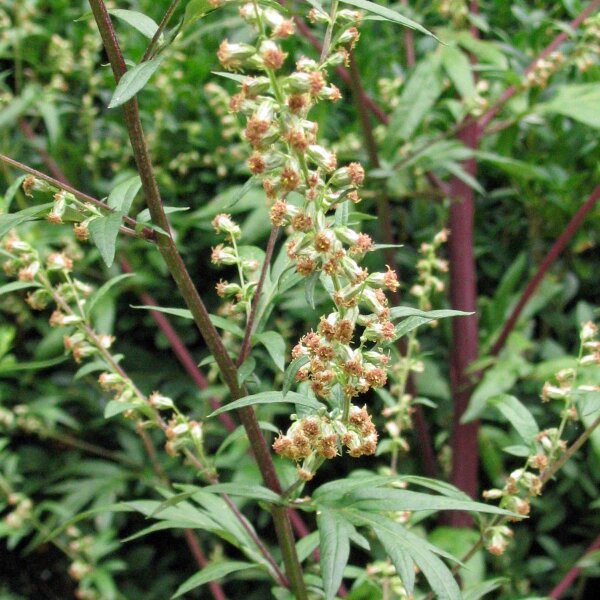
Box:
1, 0, 600, 598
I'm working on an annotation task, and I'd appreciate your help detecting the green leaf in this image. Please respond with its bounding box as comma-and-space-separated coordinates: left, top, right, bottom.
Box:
238, 356, 256, 385
282, 355, 309, 397
209, 314, 245, 338
89, 212, 124, 267
339, 0, 435, 38
172, 561, 256, 598
74, 359, 113, 380
389, 56, 442, 143
463, 578, 510, 600
131, 304, 193, 319
207, 391, 323, 418
305, 271, 319, 309
456, 33, 508, 69
537, 84, 600, 129
211, 71, 249, 84
108, 58, 163, 108
107, 175, 142, 214
88, 273, 136, 315
2, 175, 26, 211
373, 527, 415, 594
109, 9, 159, 39
355, 513, 461, 600
0, 203, 54, 239
334, 487, 515, 517
136, 205, 189, 222
104, 400, 139, 418
254, 331, 286, 371
0, 281, 41, 296
0, 355, 67, 376
476, 152, 547, 180
318, 508, 353, 600
203, 483, 282, 504
226, 176, 255, 208
441, 45, 476, 100
489, 394, 539, 446
390, 307, 472, 320
182, 0, 220, 30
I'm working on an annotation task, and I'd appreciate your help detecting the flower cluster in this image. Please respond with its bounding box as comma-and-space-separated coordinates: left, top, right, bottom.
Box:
524, 51, 565, 89
273, 404, 378, 478
210, 2, 403, 472
1, 233, 210, 470
482, 321, 600, 555
574, 15, 600, 72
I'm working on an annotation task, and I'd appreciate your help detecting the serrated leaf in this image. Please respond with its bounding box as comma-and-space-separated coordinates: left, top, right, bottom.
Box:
318, 508, 353, 600
108, 58, 163, 108
172, 561, 255, 598
489, 394, 539, 446
207, 391, 323, 418
88, 273, 136, 315
282, 355, 309, 397
254, 331, 286, 371
107, 175, 142, 214
89, 212, 124, 267
104, 400, 139, 418
109, 9, 159, 39
131, 304, 193, 319
340, 0, 435, 38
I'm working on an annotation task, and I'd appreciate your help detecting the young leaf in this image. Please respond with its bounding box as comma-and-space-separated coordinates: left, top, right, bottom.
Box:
108, 58, 163, 108
318, 508, 353, 600
207, 391, 323, 418
89, 212, 124, 267
107, 175, 142, 214
282, 355, 309, 397
172, 561, 256, 599
254, 331, 286, 371
104, 400, 139, 418
109, 9, 159, 39
339, 0, 435, 38
489, 394, 539, 446
87, 273, 136, 315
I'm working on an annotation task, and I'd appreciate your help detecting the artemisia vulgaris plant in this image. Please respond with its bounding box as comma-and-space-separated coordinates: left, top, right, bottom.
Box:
1, 1, 600, 599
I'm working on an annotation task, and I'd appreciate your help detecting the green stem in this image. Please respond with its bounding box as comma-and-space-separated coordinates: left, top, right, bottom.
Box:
320, 0, 340, 63
142, 0, 182, 61
87, 4, 307, 597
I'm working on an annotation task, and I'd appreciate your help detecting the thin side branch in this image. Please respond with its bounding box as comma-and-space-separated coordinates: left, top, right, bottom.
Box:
142, 0, 182, 61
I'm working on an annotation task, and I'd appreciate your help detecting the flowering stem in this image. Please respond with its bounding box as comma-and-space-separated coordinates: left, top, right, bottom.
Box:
0, 153, 152, 240
320, 0, 339, 63
87, 3, 307, 596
